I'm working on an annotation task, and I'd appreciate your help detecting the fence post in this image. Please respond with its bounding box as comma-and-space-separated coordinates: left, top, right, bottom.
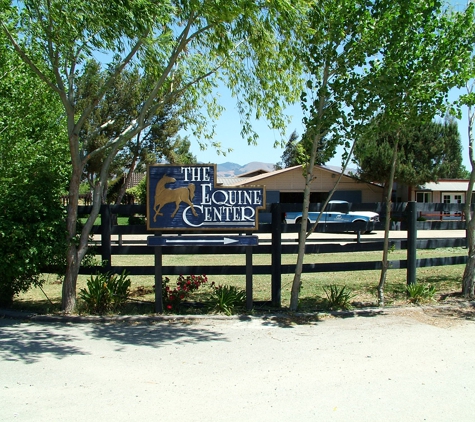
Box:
246, 235, 253, 310
101, 204, 112, 270
407, 201, 417, 285
271, 203, 282, 307
154, 236, 163, 313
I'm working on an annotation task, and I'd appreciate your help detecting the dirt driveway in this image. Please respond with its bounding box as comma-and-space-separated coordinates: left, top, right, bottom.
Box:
1, 305, 475, 422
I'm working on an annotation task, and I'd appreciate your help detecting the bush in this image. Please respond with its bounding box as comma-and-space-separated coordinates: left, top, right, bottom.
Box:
126, 176, 147, 204
207, 284, 246, 315
0, 166, 68, 307
162, 274, 209, 312
406, 283, 436, 304
323, 284, 354, 311
79, 271, 131, 314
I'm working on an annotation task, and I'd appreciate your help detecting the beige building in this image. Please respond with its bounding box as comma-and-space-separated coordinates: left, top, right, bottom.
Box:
219, 164, 384, 204
408, 179, 470, 204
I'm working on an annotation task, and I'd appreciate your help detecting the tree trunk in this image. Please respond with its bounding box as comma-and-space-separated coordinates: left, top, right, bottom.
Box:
62, 243, 79, 312
462, 103, 475, 297
462, 248, 475, 297
116, 136, 140, 205
462, 188, 475, 297
61, 161, 82, 312
289, 169, 313, 310
377, 137, 399, 307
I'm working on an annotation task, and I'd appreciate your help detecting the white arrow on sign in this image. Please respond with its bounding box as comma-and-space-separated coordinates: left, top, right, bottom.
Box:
165, 237, 239, 245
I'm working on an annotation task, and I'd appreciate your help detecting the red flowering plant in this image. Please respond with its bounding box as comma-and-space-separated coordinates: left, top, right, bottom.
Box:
161, 274, 210, 312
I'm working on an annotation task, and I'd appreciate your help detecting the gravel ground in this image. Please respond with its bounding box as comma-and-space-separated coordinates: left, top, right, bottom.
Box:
1, 304, 475, 422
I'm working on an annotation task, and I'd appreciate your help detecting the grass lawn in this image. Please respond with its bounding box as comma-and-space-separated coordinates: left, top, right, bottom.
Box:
13, 247, 466, 315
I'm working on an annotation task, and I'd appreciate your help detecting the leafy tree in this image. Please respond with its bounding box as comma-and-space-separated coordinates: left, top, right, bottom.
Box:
451, 0, 475, 297
1, 0, 309, 312
289, 0, 402, 311
76, 61, 196, 205
360, 1, 475, 306
0, 23, 69, 305
276, 130, 334, 169
289, 0, 475, 311
437, 116, 468, 179
354, 117, 467, 196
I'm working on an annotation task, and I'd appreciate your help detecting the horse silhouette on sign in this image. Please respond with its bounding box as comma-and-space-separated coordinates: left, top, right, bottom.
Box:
153, 174, 198, 222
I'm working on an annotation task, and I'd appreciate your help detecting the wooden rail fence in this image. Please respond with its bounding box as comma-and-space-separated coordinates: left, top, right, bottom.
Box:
73, 202, 468, 308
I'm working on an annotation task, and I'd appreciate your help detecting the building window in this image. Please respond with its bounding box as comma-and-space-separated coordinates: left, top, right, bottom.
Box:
416, 192, 431, 202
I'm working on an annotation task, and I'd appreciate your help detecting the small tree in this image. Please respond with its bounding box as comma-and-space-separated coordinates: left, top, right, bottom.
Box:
2, 0, 310, 312
289, 0, 475, 310
363, 1, 475, 306
289, 0, 399, 311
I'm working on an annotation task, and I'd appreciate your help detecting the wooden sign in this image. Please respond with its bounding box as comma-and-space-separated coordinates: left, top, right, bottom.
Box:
147, 164, 265, 231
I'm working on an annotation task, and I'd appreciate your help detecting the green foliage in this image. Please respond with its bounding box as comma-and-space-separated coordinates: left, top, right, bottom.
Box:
323, 285, 355, 311
126, 177, 147, 205
354, 117, 467, 186
79, 271, 131, 314
207, 284, 246, 316
2, 0, 310, 312
0, 25, 69, 306
277, 130, 334, 169
406, 283, 436, 304
162, 274, 209, 313
106, 177, 124, 204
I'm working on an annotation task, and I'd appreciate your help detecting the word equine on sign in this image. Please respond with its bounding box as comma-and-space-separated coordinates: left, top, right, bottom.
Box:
147, 165, 265, 231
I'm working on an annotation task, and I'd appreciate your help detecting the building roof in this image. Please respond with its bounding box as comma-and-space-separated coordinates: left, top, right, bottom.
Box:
217, 177, 246, 186
224, 164, 366, 187
236, 168, 271, 178
417, 180, 469, 192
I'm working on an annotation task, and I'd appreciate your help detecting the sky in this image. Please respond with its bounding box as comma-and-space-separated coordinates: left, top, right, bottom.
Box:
188, 0, 472, 170
188, 85, 472, 170
188, 87, 306, 167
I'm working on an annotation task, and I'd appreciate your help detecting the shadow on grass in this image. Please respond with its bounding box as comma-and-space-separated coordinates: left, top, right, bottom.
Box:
418, 274, 461, 284
10, 299, 62, 315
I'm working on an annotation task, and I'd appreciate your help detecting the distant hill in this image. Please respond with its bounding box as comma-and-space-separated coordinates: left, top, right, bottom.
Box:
217, 161, 276, 177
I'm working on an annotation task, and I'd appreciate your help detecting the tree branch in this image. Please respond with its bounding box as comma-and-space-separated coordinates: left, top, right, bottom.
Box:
0, 21, 60, 95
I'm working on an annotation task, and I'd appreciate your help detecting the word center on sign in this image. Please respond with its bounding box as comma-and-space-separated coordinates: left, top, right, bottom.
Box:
147, 164, 265, 231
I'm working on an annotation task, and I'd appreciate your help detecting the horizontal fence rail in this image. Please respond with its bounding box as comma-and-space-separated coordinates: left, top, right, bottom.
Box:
69, 202, 468, 307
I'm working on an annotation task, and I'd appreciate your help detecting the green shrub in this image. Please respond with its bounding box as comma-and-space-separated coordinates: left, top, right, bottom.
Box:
406, 283, 436, 304
0, 166, 68, 307
323, 284, 354, 311
0, 36, 69, 306
126, 176, 147, 204
207, 284, 246, 315
79, 271, 131, 314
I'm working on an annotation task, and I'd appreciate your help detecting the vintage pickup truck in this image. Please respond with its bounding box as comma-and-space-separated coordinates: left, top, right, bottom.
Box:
284, 201, 379, 233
